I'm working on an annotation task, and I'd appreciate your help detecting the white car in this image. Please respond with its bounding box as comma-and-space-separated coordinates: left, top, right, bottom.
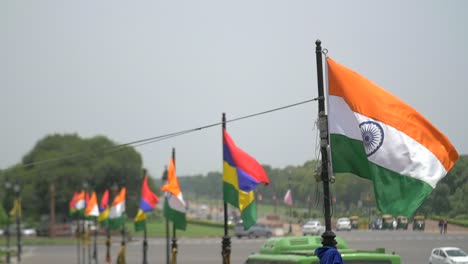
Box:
301, 220, 325, 236
335, 217, 352, 231
429, 247, 468, 264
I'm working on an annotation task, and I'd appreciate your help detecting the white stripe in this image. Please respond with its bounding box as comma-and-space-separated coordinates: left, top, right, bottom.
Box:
328, 96, 362, 141
109, 202, 125, 219
329, 95, 447, 188
88, 205, 99, 217
75, 200, 85, 210
168, 194, 186, 213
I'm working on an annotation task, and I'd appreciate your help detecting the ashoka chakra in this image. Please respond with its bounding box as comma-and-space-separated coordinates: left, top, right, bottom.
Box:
359, 121, 384, 157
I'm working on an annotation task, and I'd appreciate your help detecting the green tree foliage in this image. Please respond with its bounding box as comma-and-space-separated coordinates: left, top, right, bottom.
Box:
178, 156, 468, 220
1, 133, 146, 221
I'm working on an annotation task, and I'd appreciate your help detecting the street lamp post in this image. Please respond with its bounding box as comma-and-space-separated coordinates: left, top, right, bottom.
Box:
14, 181, 21, 264
4, 180, 11, 264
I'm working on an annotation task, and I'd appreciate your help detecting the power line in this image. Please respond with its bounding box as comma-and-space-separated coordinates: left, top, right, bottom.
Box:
20, 98, 318, 168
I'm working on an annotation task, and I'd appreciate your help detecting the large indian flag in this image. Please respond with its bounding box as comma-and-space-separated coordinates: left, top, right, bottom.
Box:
327, 57, 459, 217
161, 158, 187, 230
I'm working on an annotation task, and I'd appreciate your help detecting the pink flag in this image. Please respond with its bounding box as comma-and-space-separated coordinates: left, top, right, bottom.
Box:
283, 189, 293, 206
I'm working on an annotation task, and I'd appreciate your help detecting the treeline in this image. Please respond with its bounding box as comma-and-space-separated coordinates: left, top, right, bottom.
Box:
178, 158, 468, 220
1, 133, 467, 226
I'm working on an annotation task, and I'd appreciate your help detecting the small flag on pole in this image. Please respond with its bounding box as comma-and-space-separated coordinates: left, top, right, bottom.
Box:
283, 189, 293, 206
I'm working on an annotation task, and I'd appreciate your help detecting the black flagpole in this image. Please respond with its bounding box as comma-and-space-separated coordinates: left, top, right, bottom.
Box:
171, 148, 178, 264
143, 219, 148, 264
221, 113, 231, 264
162, 166, 170, 264
76, 216, 80, 264
315, 39, 337, 247
142, 169, 148, 264
82, 216, 86, 264
93, 218, 98, 264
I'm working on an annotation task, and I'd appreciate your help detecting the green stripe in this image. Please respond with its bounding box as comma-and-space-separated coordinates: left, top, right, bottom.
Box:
224, 182, 257, 229
164, 198, 187, 230
134, 219, 146, 232
240, 201, 257, 230
109, 216, 124, 230
223, 182, 239, 208
331, 134, 433, 217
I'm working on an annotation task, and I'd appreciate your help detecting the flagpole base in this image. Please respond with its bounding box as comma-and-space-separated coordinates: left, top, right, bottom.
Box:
321, 230, 337, 247
222, 235, 231, 264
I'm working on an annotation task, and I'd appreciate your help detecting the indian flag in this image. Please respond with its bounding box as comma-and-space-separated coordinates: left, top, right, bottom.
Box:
85, 192, 99, 218
326, 57, 459, 217
74, 191, 86, 217
161, 158, 187, 230
109, 187, 126, 230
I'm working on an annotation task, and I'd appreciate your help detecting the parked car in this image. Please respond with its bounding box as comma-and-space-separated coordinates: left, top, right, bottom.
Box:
302, 220, 325, 236
3, 224, 37, 237
335, 217, 351, 231
234, 223, 273, 239
429, 247, 468, 264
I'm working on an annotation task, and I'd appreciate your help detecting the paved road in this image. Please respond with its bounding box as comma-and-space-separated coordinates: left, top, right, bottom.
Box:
15, 230, 468, 264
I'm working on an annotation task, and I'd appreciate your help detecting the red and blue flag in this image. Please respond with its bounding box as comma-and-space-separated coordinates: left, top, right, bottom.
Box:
139, 176, 159, 212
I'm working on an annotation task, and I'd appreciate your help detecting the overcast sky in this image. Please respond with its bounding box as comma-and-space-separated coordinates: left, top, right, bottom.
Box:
3, 1, 467, 177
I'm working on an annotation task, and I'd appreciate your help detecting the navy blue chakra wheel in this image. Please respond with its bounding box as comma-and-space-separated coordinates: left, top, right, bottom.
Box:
359, 121, 384, 157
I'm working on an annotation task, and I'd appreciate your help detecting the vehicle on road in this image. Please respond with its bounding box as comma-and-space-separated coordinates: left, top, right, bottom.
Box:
3, 224, 37, 236
382, 214, 394, 230
429, 247, 468, 264
396, 216, 408, 230
234, 223, 273, 239
349, 215, 359, 229
301, 220, 325, 236
335, 217, 351, 231
245, 235, 402, 264
370, 217, 383, 230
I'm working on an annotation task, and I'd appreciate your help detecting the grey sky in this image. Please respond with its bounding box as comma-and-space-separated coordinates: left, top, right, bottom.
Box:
3, 1, 467, 177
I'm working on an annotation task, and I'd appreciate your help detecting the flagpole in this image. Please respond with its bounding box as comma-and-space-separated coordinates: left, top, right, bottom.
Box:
171, 148, 178, 264
88, 221, 92, 264
143, 220, 148, 264
93, 218, 98, 264
77, 217, 81, 264
14, 181, 21, 264
121, 212, 126, 263
162, 166, 170, 264
315, 39, 337, 247
221, 113, 231, 264
142, 169, 148, 264
105, 221, 110, 264
288, 178, 292, 234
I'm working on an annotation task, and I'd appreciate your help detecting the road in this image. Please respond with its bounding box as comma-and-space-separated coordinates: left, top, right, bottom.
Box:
15, 230, 468, 264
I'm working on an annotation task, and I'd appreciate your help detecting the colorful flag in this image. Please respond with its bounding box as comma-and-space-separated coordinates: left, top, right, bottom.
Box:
74, 191, 86, 217
133, 209, 146, 232
139, 176, 159, 212
161, 158, 187, 230
283, 189, 293, 206
327, 57, 459, 217
109, 188, 126, 230
69, 192, 78, 216
85, 192, 99, 218
223, 130, 270, 229
98, 189, 110, 223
